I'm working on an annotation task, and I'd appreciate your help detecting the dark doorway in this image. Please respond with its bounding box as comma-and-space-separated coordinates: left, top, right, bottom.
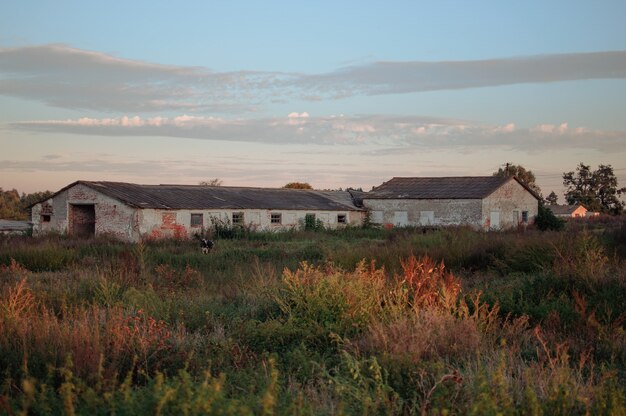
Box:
70, 204, 95, 238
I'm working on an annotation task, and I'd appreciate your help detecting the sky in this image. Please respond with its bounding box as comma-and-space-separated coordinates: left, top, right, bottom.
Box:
1, 1, 625, 200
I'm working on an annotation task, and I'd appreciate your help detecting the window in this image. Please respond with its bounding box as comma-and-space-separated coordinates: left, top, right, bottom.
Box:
370, 211, 383, 224
271, 213, 282, 224
522, 211, 529, 223
393, 211, 408, 227
190, 213, 203, 227
41, 214, 51, 222
232, 212, 244, 225
419, 211, 434, 226
304, 213, 316, 230
337, 214, 347, 224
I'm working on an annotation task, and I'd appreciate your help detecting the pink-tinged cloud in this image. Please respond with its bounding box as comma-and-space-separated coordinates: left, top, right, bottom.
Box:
9, 114, 626, 153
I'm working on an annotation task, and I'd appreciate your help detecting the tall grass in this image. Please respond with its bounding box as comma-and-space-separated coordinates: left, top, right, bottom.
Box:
0, 223, 624, 414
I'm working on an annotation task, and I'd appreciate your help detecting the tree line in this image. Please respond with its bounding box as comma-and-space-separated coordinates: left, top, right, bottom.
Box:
494, 162, 625, 215
0, 188, 53, 220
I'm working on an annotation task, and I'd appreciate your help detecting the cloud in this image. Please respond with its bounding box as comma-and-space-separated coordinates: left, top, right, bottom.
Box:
1, 44, 625, 112
0, 44, 288, 112
10, 114, 626, 154
296, 51, 626, 97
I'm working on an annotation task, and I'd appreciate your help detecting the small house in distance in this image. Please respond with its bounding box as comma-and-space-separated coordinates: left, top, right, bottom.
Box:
30, 181, 365, 241
363, 176, 540, 230
548, 204, 588, 218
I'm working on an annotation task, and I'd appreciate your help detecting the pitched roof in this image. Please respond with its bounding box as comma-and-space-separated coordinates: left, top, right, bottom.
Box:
548, 204, 587, 215
48, 181, 363, 211
364, 176, 538, 200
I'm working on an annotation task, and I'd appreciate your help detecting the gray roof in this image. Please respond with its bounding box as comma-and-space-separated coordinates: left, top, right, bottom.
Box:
365, 176, 539, 200
548, 204, 586, 215
0, 219, 32, 231
53, 181, 363, 211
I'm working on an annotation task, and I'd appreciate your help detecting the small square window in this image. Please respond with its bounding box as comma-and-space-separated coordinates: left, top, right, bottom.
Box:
41, 214, 51, 222
522, 211, 529, 223
337, 214, 347, 224
232, 212, 244, 225
271, 213, 282, 224
190, 213, 203, 227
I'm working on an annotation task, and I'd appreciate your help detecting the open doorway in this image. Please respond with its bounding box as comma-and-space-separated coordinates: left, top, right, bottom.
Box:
70, 204, 95, 238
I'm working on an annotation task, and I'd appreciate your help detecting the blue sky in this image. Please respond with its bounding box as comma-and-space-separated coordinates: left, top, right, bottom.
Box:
1, 0, 625, 198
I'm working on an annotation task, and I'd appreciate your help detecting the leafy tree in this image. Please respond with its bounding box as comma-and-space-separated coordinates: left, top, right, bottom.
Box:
0, 188, 23, 219
545, 191, 559, 205
199, 178, 223, 186
563, 163, 625, 214
283, 182, 312, 189
0, 188, 53, 220
493, 163, 542, 196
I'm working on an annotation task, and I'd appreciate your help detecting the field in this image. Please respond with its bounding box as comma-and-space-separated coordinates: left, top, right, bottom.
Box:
1, 219, 625, 415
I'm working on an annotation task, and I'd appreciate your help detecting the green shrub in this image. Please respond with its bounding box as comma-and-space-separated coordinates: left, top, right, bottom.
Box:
536, 205, 566, 231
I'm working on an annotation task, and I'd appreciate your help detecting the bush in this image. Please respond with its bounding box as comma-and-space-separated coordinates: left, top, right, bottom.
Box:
536, 205, 565, 231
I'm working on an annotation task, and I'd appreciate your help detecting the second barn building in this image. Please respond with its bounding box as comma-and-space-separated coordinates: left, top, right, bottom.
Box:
363, 176, 539, 230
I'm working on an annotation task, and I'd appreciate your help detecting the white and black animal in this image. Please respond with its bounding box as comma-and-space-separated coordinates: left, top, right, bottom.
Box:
200, 238, 214, 254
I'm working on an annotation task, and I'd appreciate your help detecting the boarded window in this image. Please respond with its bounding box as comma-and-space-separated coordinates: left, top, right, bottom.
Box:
271, 213, 282, 224
232, 212, 244, 225
370, 211, 383, 224
337, 214, 347, 224
248, 212, 261, 225
419, 211, 434, 226
190, 213, 203, 227
393, 211, 408, 227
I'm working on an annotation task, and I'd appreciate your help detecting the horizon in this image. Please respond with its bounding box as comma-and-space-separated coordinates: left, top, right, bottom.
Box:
2, 1, 625, 198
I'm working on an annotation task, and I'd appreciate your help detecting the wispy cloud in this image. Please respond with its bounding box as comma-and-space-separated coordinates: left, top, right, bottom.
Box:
10, 114, 626, 153
296, 51, 626, 97
0, 44, 287, 112
1, 44, 625, 112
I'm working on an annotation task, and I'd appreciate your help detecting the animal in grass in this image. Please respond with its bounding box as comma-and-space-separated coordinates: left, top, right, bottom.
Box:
200, 238, 214, 254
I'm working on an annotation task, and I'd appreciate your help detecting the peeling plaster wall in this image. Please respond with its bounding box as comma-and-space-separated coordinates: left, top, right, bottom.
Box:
363, 199, 482, 228
32, 184, 139, 240
32, 183, 365, 241
139, 208, 365, 239
482, 180, 539, 230
363, 180, 538, 231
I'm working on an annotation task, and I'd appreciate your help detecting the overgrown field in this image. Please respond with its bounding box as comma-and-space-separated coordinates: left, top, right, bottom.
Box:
1, 220, 625, 415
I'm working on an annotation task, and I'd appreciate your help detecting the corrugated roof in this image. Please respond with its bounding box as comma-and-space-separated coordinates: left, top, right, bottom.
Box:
364, 176, 528, 200
62, 181, 363, 211
0, 219, 32, 231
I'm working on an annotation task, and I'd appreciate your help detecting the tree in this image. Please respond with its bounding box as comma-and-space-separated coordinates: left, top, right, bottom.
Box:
545, 191, 559, 206
563, 163, 625, 214
493, 163, 542, 196
199, 178, 223, 186
0, 188, 23, 219
0, 188, 53, 220
283, 182, 312, 189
